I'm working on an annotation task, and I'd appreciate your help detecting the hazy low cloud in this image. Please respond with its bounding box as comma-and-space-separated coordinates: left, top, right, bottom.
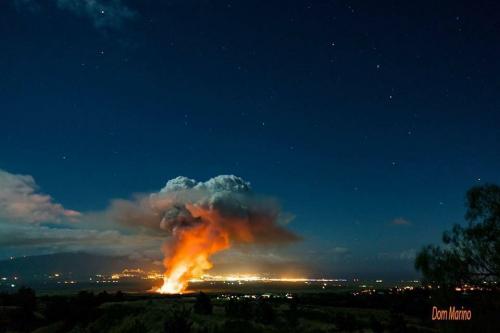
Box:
0, 169, 80, 223
377, 249, 416, 261
0, 169, 160, 260
303, 246, 351, 264
57, 0, 136, 29
13, 0, 136, 30
391, 217, 412, 226
0, 223, 161, 258
329, 247, 350, 256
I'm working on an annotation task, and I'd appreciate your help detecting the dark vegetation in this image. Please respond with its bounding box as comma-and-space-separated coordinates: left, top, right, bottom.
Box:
413, 184, 500, 332
416, 184, 500, 286
0, 286, 498, 332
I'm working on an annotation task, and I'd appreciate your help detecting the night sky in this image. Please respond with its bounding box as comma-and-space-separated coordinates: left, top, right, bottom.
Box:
1, 0, 500, 279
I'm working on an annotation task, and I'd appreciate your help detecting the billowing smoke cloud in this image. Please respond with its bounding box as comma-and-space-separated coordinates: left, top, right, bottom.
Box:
112, 175, 298, 243
110, 175, 300, 293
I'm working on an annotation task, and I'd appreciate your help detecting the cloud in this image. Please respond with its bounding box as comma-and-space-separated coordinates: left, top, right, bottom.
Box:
13, 0, 136, 30
330, 247, 350, 255
377, 249, 416, 261
0, 169, 161, 259
0, 216, 162, 261
0, 223, 162, 259
0, 169, 80, 223
306, 246, 351, 263
391, 217, 412, 226
56, 0, 136, 30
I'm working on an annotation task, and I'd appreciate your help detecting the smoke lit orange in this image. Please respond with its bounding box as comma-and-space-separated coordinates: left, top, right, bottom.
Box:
157, 206, 230, 293
108, 175, 300, 294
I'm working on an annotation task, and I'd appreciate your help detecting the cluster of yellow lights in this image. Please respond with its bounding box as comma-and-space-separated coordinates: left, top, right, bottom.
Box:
189, 274, 340, 283
109, 269, 342, 283
454, 284, 485, 292
110, 269, 164, 280
110, 269, 347, 294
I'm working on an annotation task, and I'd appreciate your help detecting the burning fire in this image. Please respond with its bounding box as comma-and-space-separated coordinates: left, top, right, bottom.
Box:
157, 206, 230, 293
110, 175, 299, 294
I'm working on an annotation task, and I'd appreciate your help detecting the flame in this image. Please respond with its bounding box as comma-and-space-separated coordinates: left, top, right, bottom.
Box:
157, 206, 230, 293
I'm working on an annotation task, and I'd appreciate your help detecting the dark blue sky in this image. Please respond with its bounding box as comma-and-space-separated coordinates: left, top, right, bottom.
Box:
1, 0, 500, 278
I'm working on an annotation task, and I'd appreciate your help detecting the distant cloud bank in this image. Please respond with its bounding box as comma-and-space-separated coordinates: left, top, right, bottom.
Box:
391, 217, 412, 226
0, 168, 157, 260
0, 169, 80, 223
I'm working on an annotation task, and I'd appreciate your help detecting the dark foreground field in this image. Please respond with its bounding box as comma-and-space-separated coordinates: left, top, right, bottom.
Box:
1, 284, 499, 333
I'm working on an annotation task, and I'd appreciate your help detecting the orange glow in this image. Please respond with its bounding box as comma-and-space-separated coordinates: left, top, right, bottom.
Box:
156, 198, 299, 294
157, 206, 230, 293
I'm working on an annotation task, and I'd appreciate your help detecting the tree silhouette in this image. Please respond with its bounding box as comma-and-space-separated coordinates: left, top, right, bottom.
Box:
415, 184, 500, 286
193, 292, 212, 315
